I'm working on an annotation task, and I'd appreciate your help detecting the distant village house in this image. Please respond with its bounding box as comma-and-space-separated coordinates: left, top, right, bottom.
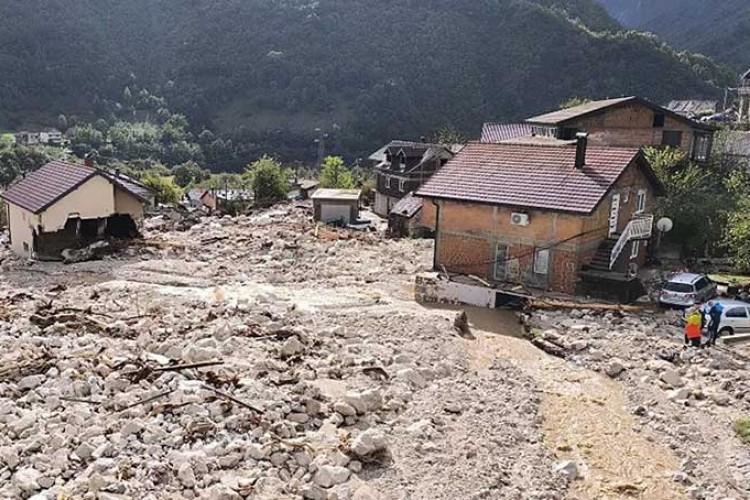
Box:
15, 129, 63, 147
1, 160, 153, 259
185, 189, 218, 212
525, 96, 715, 163
416, 135, 663, 302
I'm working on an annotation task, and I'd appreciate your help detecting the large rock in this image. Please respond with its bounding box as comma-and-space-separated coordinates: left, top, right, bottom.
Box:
17, 374, 45, 391
344, 389, 383, 415
313, 465, 350, 488
605, 359, 625, 378
280, 336, 304, 358
553, 460, 579, 480
12, 467, 41, 493
660, 370, 685, 388
351, 429, 388, 458
177, 462, 196, 488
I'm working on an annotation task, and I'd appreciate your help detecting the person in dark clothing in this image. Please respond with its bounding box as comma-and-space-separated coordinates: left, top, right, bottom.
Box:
706, 300, 724, 347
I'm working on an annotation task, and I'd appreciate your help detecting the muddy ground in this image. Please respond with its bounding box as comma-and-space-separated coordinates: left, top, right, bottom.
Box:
0, 205, 748, 500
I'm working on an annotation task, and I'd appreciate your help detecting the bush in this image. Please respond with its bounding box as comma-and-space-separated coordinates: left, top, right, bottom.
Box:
734, 418, 750, 444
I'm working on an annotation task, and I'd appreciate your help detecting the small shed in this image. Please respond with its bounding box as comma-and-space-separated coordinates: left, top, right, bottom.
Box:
388, 192, 424, 238
312, 189, 361, 225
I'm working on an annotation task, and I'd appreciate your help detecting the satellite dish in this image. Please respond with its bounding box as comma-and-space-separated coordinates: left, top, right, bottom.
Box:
657, 217, 674, 233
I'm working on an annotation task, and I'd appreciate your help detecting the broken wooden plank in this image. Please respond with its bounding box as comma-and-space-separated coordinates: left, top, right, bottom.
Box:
202, 384, 263, 413
153, 360, 224, 372
530, 299, 641, 312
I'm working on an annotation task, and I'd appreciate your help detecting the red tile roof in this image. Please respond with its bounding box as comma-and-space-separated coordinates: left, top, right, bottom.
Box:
1, 161, 98, 213
416, 142, 642, 214
480, 123, 532, 143
1, 161, 152, 213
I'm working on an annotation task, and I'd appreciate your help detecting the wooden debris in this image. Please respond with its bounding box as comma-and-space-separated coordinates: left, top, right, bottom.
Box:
118, 389, 174, 412
202, 384, 264, 413
530, 299, 641, 312
153, 360, 224, 372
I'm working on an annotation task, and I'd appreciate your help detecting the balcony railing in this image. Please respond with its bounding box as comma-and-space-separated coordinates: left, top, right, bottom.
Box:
610, 214, 654, 270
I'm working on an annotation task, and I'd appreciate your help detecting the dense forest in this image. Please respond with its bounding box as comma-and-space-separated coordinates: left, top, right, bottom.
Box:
597, 0, 750, 71
0, 0, 734, 166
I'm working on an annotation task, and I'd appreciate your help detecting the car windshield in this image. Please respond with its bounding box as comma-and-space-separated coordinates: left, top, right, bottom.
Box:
663, 282, 694, 293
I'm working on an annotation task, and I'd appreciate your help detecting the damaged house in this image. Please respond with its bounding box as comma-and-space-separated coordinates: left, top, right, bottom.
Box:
1, 160, 152, 259
416, 135, 664, 302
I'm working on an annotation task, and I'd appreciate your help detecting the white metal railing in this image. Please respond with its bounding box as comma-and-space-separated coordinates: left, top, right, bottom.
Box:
609, 214, 654, 270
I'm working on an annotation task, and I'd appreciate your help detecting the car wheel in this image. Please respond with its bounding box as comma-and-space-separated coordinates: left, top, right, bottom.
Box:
719, 327, 734, 336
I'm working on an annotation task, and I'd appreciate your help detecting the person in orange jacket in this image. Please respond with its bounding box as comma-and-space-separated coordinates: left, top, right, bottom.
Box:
684, 304, 703, 348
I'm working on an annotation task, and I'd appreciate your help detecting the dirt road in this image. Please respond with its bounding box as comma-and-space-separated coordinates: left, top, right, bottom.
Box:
461, 309, 687, 500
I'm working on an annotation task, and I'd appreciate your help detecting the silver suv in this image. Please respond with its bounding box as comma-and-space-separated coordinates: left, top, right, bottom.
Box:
659, 273, 717, 308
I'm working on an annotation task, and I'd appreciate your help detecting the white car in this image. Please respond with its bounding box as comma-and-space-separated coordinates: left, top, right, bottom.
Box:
708, 299, 750, 336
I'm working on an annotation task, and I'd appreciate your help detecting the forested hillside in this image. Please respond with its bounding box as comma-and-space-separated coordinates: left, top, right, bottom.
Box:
0, 0, 733, 164
597, 0, 750, 71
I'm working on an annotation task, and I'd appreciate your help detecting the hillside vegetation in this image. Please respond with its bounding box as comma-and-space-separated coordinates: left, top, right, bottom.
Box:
597, 0, 750, 71
0, 0, 733, 163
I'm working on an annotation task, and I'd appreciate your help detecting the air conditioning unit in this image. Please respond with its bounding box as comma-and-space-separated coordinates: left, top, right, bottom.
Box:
511, 213, 530, 226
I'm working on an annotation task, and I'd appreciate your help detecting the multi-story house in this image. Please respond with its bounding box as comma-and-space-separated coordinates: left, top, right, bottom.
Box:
369, 140, 463, 217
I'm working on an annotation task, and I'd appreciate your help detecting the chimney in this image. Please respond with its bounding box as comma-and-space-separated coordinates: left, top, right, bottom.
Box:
420, 136, 427, 143
84, 155, 95, 169
575, 132, 588, 170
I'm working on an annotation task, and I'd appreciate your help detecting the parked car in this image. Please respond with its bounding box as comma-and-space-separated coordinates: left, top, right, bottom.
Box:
659, 273, 717, 308
709, 299, 750, 336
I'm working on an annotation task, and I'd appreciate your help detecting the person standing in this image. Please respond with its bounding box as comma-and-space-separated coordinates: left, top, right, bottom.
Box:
707, 300, 724, 346
685, 304, 703, 348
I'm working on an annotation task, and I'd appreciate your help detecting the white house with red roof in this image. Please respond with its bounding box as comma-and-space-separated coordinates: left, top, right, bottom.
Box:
1, 160, 152, 259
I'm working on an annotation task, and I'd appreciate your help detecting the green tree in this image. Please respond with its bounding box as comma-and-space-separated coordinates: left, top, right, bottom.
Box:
559, 97, 591, 109
430, 126, 467, 145
247, 156, 288, 204
141, 174, 181, 204
319, 156, 355, 189
644, 146, 725, 258
724, 169, 750, 271
171, 160, 209, 187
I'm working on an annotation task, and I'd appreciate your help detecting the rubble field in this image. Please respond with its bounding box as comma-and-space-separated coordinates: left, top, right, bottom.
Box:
0, 205, 748, 500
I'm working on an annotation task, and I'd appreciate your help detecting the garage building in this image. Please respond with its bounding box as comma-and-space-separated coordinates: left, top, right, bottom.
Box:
311, 189, 361, 225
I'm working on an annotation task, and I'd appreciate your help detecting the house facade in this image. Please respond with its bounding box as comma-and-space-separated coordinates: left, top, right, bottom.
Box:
417, 138, 663, 299
526, 96, 715, 163
186, 189, 218, 212
1, 160, 152, 259
369, 141, 461, 217
312, 189, 361, 225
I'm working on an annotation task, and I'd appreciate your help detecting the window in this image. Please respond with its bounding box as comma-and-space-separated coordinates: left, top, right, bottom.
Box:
559, 128, 580, 140
399, 179, 406, 192
695, 277, 711, 291
653, 113, 665, 128
692, 133, 710, 162
385, 176, 391, 189
22, 242, 29, 252
533, 248, 550, 275
385, 152, 392, 165
531, 126, 557, 138
493, 244, 508, 281
726, 307, 748, 318
630, 240, 640, 260
662, 131, 683, 148
663, 282, 694, 293
399, 153, 406, 170
635, 189, 647, 214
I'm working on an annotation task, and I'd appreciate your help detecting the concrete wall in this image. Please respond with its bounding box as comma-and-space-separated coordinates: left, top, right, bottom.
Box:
40, 176, 116, 231
313, 199, 359, 224
114, 187, 145, 225
6, 203, 39, 257
414, 273, 496, 308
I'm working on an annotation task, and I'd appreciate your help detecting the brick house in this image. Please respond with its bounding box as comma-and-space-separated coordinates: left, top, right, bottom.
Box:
526, 96, 715, 163
369, 141, 462, 217
416, 136, 664, 300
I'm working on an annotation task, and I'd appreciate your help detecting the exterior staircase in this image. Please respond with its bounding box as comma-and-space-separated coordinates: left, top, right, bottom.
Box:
584, 237, 619, 273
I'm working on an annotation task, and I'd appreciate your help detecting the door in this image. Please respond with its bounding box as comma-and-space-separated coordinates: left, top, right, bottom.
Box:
493, 243, 508, 282
608, 194, 621, 237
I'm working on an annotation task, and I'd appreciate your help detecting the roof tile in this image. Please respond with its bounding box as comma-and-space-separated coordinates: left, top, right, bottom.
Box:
416, 142, 640, 214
